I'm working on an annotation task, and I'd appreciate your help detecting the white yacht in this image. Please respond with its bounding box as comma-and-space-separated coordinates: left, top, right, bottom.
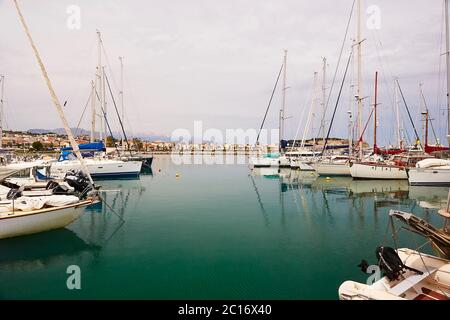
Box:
408, 158, 450, 186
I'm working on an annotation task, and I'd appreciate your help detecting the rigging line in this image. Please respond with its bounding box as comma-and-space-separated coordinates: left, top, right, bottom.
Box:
94, 88, 120, 154
420, 89, 439, 143
74, 87, 93, 137
2, 102, 9, 131
256, 64, 283, 145
249, 174, 269, 227
321, 51, 353, 155
436, 0, 446, 140
99, 194, 125, 222
13, 0, 94, 186
63, 35, 97, 108
357, 107, 374, 143
396, 80, 422, 148
316, 0, 356, 138
100, 41, 120, 94
122, 72, 138, 139
291, 73, 316, 151
104, 71, 133, 156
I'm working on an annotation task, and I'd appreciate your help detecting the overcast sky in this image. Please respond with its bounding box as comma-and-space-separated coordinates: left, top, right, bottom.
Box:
0, 0, 447, 145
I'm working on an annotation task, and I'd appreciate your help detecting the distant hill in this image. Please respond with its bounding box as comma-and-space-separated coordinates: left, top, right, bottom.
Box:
27, 128, 171, 142
28, 128, 94, 136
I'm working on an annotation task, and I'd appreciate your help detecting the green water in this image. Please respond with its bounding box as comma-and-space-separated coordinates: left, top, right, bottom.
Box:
0, 155, 447, 299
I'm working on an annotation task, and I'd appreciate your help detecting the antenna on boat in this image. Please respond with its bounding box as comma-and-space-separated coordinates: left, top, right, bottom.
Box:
13, 0, 94, 186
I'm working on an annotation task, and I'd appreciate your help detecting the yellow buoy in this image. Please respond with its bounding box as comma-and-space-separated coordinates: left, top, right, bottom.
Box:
176, 173, 180, 178
326, 177, 331, 181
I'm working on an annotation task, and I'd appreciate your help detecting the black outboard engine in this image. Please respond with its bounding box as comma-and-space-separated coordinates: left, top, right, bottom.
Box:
358, 246, 423, 281
375, 246, 423, 281
64, 170, 92, 198
6, 187, 23, 200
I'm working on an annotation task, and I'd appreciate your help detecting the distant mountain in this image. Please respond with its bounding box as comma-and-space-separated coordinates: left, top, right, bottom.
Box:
27, 128, 171, 142
28, 128, 94, 136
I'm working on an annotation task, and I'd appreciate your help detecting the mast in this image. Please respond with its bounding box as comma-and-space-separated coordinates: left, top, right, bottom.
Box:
90, 80, 95, 142
0, 74, 4, 149
356, 0, 363, 159
373, 71, 378, 154
348, 110, 353, 156
119, 56, 125, 151
13, 0, 94, 185
301, 72, 318, 149
394, 80, 402, 149
96, 30, 103, 143
320, 57, 327, 143
446, 0, 450, 143
424, 110, 429, 147
279, 49, 287, 153
102, 66, 107, 147
119, 56, 124, 122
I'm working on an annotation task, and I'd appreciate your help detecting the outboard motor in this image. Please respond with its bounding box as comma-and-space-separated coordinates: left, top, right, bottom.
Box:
6, 187, 23, 200
376, 246, 423, 281
64, 170, 92, 198
358, 246, 423, 281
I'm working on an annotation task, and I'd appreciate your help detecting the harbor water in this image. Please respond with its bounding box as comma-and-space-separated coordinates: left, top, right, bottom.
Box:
0, 155, 447, 299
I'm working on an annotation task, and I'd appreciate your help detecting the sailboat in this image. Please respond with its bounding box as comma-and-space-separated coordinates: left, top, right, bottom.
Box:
48, 31, 143, 179
407, 0, 450, 186
0, 1, 100, 240
250, 50, 290, 168
350, 72, 414, 179
311, 0, 365, 178
50, 141, 143, 178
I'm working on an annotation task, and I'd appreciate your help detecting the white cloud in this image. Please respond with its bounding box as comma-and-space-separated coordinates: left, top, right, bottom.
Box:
0, 0, 447, 145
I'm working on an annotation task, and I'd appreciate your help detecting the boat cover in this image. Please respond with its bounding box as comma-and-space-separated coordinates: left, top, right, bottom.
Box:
2, 195, 80, 212
416, 158, 450, 168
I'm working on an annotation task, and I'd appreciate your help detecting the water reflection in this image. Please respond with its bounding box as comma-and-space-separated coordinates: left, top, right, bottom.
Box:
0, 180, 148, 274
0, 229, 100, 272
250, 167, 449, 226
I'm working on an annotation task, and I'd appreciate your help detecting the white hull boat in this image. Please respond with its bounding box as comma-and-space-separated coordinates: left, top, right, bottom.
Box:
350, 162, 408, 180
407, 159, 450, 186
250, 155, 290, 168
339, 248, 450, 300
51, 158, 143, 179
408, 167, 450, 186
312, 162, 350, 176
0, 199, 94, 240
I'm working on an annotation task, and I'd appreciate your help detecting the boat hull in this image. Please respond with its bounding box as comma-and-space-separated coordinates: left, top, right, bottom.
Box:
51, 159, 143, 179
250, 156, 290, 168
0, 202, 90, 240
350, 163, 407, 180
408, 167, 450, 186
312, 162, 350, 176
290, 159, 315, 171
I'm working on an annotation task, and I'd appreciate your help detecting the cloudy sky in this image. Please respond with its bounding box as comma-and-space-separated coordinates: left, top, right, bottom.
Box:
0, 0, 447, 145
